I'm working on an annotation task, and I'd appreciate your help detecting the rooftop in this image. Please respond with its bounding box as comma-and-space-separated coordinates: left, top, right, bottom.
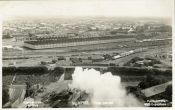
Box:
24, 35, 134, 45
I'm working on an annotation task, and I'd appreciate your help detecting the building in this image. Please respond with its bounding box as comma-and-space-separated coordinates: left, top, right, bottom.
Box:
24, 35, 135, 49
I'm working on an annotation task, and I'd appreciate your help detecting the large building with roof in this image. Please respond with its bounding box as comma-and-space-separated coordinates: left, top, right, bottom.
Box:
24, 35, 135, 49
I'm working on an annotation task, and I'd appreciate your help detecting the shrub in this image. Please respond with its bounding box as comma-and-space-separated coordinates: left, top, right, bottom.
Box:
16, 66, 48, 74
2, 66, 48, 75
2, 67, 16, 75
138, 74, 169, 89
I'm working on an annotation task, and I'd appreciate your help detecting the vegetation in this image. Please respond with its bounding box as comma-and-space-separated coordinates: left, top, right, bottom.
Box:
138, 74, 169, 89
41, 61, 47, 65
108, 66, 172, 76
124, 56, 162, 67
2, 32, 12, 39
58, 56, 66, 61
2, 66, 48, 75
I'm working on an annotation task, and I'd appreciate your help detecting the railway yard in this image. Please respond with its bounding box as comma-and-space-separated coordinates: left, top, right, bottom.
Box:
2, 36, 172, 68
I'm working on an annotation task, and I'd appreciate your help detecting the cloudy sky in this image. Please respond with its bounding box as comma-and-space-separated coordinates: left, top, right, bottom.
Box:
0, 0, 173, 19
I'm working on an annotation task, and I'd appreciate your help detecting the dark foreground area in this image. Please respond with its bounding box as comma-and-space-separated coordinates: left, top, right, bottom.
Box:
2, 66, 172, 107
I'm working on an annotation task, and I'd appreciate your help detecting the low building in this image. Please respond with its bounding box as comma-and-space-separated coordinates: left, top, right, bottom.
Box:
24, 35, 136, 49
82, 59, 92, 64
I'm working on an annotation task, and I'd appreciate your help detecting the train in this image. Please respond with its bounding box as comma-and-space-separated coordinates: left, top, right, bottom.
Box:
112, 48, 147, 59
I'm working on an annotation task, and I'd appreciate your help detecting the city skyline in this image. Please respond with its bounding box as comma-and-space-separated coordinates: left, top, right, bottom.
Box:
0, 0, 174, 20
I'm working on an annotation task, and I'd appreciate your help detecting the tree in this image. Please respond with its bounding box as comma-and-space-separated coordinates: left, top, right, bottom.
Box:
138, 74, 168, 89
41, 61, 46, 65
3, 32, 11, 39
52, 59, 57, 63
28, 33, 33, 37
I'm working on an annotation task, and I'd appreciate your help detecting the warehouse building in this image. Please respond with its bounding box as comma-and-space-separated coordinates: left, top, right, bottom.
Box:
24, 35, 135, 49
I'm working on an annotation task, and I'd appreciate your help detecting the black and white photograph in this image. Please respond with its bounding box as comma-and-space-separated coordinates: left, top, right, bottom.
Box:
0, 0, 174, 108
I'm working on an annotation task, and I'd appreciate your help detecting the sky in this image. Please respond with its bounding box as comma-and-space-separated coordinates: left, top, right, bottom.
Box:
0, 0, 174, 19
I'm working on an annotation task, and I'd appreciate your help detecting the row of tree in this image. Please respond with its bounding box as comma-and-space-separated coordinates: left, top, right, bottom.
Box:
3, 66, 48, 75
107, 67, 172, 76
